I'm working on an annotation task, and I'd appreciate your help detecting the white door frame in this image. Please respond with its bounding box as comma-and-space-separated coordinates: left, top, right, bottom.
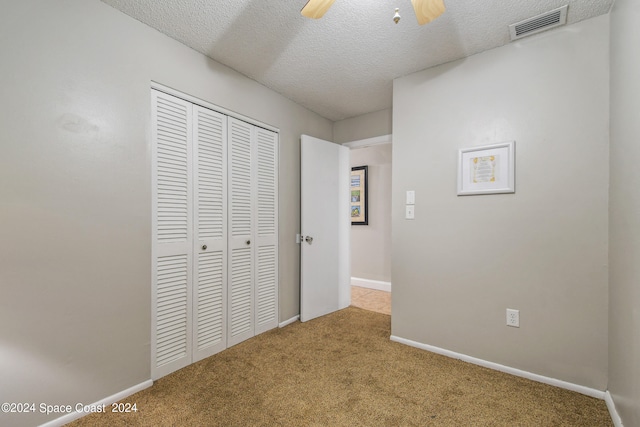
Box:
341, 134, 393, 293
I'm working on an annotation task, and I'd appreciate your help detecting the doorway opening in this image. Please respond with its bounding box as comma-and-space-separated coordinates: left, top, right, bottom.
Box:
344, 135, 392, 316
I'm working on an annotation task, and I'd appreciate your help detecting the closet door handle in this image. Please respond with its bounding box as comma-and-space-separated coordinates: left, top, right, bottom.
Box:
246, 240, 251, 245
202, 245, 207, 250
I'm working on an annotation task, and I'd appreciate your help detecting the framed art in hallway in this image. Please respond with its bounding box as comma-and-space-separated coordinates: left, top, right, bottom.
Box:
457, 141, 515, 196
351, 165, 368, 225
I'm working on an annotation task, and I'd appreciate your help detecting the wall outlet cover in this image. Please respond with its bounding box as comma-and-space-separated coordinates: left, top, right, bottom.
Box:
506, 308, 520, 327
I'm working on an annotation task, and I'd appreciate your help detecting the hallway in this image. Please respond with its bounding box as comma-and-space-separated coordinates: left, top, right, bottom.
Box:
350, 286, 391, 315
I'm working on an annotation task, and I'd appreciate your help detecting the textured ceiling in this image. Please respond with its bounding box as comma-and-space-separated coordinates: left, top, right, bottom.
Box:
101, 0, 612, 121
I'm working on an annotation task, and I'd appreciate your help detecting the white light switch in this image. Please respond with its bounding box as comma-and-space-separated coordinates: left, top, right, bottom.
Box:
405, 205, 415, 219
406, 190, 415, 205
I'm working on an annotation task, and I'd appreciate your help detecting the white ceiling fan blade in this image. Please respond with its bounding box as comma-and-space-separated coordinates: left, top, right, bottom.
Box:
411, 0, 446, 25
301, 0, 337, 19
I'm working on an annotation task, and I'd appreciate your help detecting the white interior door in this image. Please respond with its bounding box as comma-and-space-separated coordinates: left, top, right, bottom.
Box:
300, 135, 350, 322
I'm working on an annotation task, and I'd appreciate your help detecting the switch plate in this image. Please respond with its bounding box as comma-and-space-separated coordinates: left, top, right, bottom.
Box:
406, 190, 415, 205
405, 205, 415, 219
506, 309, 520, 328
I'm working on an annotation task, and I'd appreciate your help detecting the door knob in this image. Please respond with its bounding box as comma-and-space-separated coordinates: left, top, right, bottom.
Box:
246, 240, 251, 245
202, 245, 207, 250
305, 236, 313, 244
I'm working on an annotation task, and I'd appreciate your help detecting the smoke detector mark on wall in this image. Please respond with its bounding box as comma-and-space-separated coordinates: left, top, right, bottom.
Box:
509, 5, 568, 41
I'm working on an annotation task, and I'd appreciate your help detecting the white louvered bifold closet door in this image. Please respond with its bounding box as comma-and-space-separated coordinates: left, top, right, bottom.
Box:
151, 90, 193, 380
192, 105, 227, 362
255, 128, 278, 334
152, 86, 278, 376
227, 118, 255, 347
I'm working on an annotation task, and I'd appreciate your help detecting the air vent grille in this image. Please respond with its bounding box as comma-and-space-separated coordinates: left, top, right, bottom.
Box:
509, 5, 568, 41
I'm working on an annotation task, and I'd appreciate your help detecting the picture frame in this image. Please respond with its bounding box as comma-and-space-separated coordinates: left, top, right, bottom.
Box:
351, 166, 368, 225
457, 141, 515, 196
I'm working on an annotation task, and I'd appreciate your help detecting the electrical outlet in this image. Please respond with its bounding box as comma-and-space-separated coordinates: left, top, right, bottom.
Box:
506, 309, 520, 328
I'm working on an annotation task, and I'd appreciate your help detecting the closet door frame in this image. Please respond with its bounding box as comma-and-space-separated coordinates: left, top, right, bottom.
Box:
151, 82, 279, 134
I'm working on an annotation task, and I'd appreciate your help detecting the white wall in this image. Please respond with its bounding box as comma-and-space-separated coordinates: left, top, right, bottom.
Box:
350, 144, 392, 283
0, 1, 332, 426
392, 15, 609, 390
333, 109, 392, 144
609, 0, 640, 424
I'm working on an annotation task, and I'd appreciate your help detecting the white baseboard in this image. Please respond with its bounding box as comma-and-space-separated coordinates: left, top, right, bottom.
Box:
351, 277, 391, 292
390, 335, 605, 399
605, 391, 624, 427
39, 379, 153, 427
279, 315, 299, 328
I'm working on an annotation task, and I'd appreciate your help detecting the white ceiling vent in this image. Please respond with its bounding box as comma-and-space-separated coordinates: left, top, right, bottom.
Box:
509, 5, 568, 41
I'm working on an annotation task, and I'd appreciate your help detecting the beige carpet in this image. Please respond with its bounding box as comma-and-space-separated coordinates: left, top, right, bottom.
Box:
68, 307, 612, 426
